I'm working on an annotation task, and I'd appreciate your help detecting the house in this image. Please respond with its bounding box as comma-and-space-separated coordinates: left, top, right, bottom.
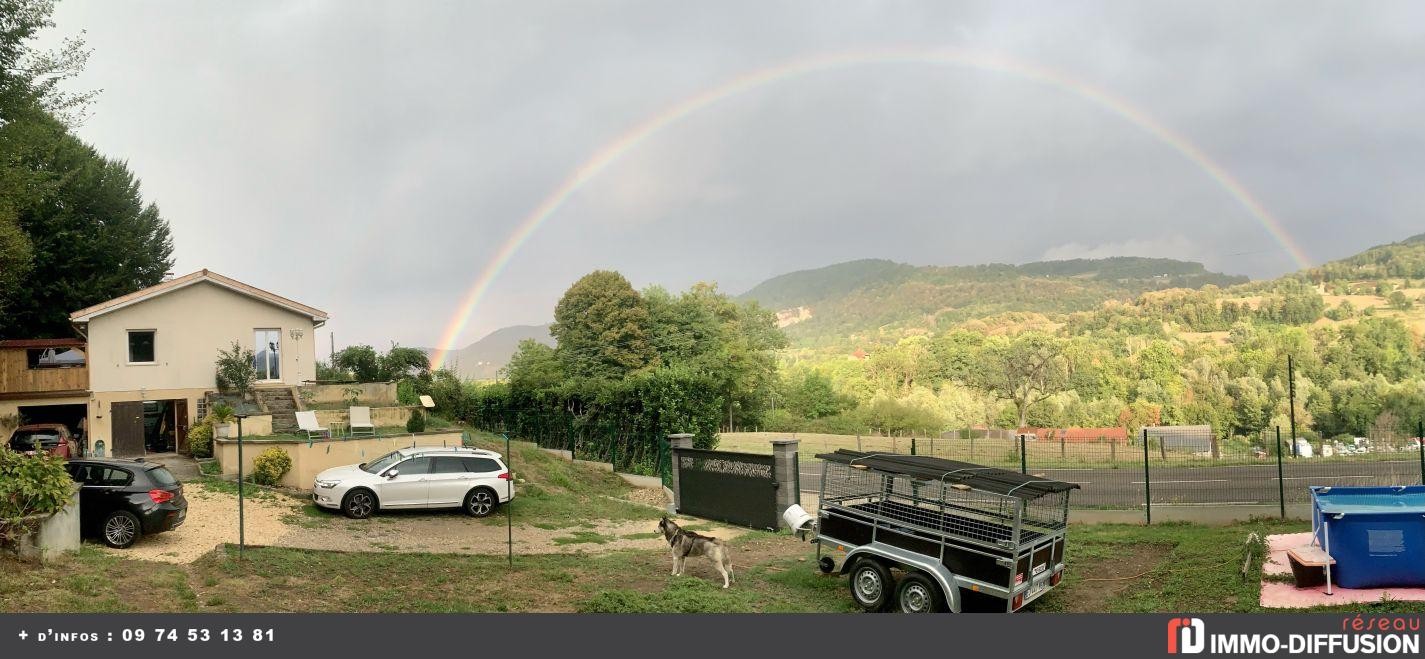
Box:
56, 269, 328, 457
0, 338, 91, 442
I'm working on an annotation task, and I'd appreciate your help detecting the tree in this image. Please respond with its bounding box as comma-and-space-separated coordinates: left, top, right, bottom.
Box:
969, 332, 1070, 429
380, 344, 430, 379
214, 342, 256, 401
550, 270, 657, 380
1388, 290, 1413, 311
503, 339, 563, 391
334, 345, 382, 382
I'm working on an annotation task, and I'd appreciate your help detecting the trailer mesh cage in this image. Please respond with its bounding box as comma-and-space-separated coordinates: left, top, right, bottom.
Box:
818, 450, 1077, 548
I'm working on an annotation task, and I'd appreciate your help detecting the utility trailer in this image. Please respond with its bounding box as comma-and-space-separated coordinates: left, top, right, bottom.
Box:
810, 450, 1078, 613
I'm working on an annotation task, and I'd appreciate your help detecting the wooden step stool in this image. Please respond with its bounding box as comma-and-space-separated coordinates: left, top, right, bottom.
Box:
1286, 545, 1335, 592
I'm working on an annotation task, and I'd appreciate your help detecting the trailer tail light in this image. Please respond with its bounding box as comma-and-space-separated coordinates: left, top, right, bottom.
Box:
148, 489, 174, 504
1050, 570, 1063, 586
1012, 593, 1024, 610
497, 472, 513, 480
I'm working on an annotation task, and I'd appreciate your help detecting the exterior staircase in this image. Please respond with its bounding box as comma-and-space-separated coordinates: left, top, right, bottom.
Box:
255, 388, 300, 435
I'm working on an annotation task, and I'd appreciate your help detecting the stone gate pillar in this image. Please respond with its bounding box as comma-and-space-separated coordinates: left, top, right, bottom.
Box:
667, 433, 694, 512
772, 438, 800, 529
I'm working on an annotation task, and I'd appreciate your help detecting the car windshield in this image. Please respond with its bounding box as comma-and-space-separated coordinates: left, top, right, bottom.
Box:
147, 466, 179, 487
361, 451, 404, 474
8, 431, 60, 451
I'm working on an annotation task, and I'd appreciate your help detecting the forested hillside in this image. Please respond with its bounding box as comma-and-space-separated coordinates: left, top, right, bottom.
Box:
738, 257, 1247, 343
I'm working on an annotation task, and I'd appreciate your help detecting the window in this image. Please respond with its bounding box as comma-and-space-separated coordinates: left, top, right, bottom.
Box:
432, 457, 468, 474
26, 347, 85, 369
392, 456, 431, 476
127, 330, 156, 363
73, 465, 132, 487
461, 457, 501, 474
7, 429, 61, 452
147, 467, 178, 487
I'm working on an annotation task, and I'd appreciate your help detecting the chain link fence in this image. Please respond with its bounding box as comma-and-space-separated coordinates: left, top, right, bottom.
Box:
785, 421, 1425, 520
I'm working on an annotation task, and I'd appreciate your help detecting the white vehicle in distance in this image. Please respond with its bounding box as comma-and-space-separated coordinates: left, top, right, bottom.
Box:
312, 446, 513, 519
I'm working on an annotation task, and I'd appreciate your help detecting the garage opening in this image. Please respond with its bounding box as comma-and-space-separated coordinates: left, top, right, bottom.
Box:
17, 403, 88, 444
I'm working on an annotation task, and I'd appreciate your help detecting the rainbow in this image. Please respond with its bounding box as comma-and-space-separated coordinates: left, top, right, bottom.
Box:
430, 47, 1310, 370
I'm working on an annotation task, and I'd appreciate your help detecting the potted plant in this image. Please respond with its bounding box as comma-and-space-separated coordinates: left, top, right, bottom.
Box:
209, 402, 236, 439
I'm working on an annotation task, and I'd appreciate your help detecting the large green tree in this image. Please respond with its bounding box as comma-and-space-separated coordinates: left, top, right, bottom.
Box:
550, 270, 657, 380
0, 1, 173, 338
969, 332, 1070, 430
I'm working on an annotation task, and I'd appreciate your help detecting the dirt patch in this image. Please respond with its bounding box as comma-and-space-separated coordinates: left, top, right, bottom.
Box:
1053, 543, 1171, 612
102, 483, 296, 564
623, 486, 668, 508
273, 508, 748, 556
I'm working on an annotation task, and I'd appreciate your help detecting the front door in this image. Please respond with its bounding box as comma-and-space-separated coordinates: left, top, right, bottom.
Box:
254, 329, 281, 382
110, 401, 145, 457
174, 399, 190, 454
377, 456, 431, 507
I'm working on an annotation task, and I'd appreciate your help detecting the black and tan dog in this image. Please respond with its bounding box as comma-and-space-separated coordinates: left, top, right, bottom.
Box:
658, 517, 734, 588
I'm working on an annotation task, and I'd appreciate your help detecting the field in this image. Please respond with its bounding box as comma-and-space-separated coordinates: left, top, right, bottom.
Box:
8, 518, 1425, 613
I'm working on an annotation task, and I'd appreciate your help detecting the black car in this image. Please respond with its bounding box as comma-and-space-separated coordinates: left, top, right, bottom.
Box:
65, 458, 188, 548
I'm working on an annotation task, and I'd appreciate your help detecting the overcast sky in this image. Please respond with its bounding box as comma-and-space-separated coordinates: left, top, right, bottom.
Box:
40, 1, 1425, 352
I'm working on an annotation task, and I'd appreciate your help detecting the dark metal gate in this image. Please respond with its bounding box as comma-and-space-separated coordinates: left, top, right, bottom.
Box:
674, 448, 779, 530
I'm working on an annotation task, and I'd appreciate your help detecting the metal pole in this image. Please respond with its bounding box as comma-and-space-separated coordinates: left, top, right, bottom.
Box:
1288, 355, 1298, 457
237, 415, 245, 560
1418, 421, 1424, 485
1142, 428, 1151, 525
1019, 434, 1027, 474
1275, 426, 1286, 519
505, 433, 513, 568
911, 436, 917, 456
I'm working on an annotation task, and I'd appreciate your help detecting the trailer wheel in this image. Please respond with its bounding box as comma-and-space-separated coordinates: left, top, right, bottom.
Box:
848, 558, 893, 612
894, 572, 946, 613
818, 556, 836, 574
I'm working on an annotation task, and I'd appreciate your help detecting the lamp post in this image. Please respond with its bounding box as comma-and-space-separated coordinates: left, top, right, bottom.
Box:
235, 411, 247, 560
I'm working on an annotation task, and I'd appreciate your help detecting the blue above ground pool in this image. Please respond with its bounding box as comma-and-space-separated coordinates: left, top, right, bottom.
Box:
1312, 486, 1425, 589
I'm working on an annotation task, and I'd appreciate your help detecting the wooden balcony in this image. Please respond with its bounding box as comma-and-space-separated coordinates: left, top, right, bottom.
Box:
0, 339, 89, 399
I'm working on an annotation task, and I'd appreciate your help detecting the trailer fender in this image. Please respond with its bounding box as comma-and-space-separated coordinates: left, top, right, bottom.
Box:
841, 542, 962, 613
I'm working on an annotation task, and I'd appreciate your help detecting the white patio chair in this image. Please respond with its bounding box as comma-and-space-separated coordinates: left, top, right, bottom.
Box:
349, 406, 376, 437
295, 410, 330, 440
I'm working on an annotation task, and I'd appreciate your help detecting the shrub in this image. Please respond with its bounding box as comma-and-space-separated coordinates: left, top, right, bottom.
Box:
250, 447, 292, 486
406, 408, 426, 433
0, 449, 74, 542
187, 419, 213, 458
215, 342, 257, 399
396, 379, 417, 406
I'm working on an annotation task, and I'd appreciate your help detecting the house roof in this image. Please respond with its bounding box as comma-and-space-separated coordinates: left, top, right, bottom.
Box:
69, 269, 329, 324
0, 338, 86, 349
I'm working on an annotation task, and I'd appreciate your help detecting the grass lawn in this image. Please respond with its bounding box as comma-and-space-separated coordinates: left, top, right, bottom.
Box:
8, 519, 1425, 613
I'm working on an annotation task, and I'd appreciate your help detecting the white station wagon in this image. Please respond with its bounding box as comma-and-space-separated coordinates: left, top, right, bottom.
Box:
312, 446, 514, 519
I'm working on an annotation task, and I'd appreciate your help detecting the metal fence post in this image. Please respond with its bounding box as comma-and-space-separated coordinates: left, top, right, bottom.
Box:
1142, 428, 1151, 525
1288, 355, 1298, 457
1275, 426, 1286, 519
911, 436, 917, 456
1418, 421, 1424, 485
1019, 434, 1028, 474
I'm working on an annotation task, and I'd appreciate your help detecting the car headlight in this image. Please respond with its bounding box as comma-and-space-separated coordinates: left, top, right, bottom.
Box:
315, 480, 340, 489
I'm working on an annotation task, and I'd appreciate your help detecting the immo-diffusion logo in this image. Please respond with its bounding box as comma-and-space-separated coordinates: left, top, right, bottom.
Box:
1165, 616, 1421, 655
1168, 617, 1206, 654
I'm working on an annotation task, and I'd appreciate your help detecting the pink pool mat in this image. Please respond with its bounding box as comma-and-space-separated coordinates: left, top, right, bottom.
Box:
1261, 532, 1425, 609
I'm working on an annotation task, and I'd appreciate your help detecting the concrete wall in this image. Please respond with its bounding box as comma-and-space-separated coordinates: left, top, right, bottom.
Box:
313, 406, 415, 430
213, 431, 465, 490
299, 382, 398, 406
86, 280, 318, 393
10, 487, 80, 562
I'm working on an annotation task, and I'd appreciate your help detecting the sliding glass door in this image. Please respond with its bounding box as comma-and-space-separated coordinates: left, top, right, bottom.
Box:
254, 329, 281, 381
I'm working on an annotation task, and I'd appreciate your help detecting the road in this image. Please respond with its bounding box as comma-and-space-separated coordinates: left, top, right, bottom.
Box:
797, 458, 1424, 508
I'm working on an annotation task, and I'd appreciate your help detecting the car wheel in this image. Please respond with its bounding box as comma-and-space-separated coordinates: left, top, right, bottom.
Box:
342, 489, 377, 519
848, 557, 893, 612
894, 572, 946, 613
464, 488, 497, 517
102, 510, 141, 549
